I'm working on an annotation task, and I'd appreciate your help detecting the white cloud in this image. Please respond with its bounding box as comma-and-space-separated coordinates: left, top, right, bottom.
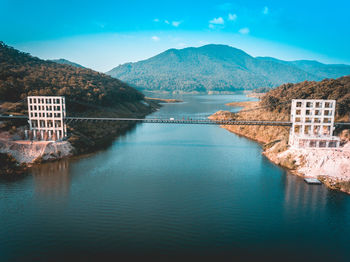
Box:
151, 36, 160, 41
172, 21, 181, 27
239, 27, 250, 34
153, 18, 159, 22
164, 20, 170, 24
209, 17, 225, 25
228, 13, 237, 21
262, 6, 269, 15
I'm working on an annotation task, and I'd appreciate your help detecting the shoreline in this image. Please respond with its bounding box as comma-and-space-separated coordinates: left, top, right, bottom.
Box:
145, 97, 183, 103
210, 100, 350, 194
142, 90, 246, 95
0, 99, 161, 176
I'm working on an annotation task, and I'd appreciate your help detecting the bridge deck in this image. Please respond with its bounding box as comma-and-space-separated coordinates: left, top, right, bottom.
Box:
1, 115, 349, 126
65, 117, 292, 126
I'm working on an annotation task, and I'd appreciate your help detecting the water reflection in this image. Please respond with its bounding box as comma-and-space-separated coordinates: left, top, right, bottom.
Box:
31, 159, 71, 198
283, 172, 328, 214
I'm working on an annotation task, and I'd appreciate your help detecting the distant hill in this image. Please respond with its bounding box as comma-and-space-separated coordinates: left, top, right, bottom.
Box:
107, 44, 350, 93
0, 42, 143, 104
256, 57, 350, 80
50, 58, 85, 68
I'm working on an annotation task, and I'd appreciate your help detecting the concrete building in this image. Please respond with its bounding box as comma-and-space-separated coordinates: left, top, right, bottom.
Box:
27, 96, 67, 141
289, 99, 340, 148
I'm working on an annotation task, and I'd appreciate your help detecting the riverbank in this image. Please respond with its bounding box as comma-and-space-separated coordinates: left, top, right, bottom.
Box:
210, 101, 350, 194
145, 97, 183, 103
0, 99, 161, 176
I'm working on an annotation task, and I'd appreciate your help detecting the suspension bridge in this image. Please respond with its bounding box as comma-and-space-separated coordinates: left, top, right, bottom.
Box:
0, 114, 293, 126
0, 96, 350, 127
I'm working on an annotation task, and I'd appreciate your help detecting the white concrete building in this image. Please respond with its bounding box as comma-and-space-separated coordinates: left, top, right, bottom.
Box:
289, 99, 340, 148
27, 96, 67, 141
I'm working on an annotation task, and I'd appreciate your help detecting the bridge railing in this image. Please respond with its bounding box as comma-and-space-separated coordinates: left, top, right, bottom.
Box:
1, 114, 350, 127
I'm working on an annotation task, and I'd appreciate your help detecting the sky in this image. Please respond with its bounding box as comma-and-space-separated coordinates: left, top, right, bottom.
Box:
1, 0, 350, 72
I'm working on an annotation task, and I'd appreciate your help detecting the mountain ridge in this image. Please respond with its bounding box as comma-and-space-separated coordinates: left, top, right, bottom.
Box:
50, 58, 85, 68
107, 44, 350, 93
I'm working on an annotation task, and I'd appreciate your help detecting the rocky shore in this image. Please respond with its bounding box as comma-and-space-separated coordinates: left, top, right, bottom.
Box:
210, 101, 350, 194
0, 140, 73, 164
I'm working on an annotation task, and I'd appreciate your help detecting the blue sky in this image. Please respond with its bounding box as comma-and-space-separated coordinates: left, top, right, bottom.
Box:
1, 0, 349, 71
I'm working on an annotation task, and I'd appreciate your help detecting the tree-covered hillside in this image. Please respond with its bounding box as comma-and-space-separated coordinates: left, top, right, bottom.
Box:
0, 42, 144, 105
107, 44, 350, 93
261, 76, 350, 119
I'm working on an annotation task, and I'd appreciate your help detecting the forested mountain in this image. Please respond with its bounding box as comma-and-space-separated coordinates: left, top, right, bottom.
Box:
50, 58, 85, 68
256, 57, 350, 80
107, 44, 350, 93
261, 76, 350, 118
0, 42, 143, 105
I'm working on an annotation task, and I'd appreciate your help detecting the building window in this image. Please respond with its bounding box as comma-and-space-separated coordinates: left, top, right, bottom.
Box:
310, 141, 316, 147
294, 125, 301, 133
313, 126, 320, 134
324, 110, 332, 116
304, 125, 311, 135
329, 141, 337, 147
319, 141, 327, 147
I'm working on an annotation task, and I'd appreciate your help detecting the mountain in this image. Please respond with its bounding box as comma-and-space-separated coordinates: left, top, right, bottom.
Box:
107, 44, 350, 93
50, 58, 85, 68
0, 42, 143, 104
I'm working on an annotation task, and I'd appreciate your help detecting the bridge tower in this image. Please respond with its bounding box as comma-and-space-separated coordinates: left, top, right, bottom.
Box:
27, 96, 67, 141
289, 99, 340, 148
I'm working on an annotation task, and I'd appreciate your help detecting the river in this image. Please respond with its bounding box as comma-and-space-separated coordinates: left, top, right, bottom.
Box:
1, 94, 350, 261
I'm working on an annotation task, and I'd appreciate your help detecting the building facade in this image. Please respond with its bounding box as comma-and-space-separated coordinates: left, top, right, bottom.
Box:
289, 99, 340, 148
27, 96, 67, 141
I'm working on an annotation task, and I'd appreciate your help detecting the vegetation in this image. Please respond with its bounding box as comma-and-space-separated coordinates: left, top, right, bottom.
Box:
107, 44, 350, 93
261, 76, 350, 119
0, 42, 159, 157
0, 42, 144, 104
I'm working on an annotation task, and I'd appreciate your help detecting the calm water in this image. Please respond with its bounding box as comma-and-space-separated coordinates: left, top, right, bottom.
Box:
1, 94, 350, 261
